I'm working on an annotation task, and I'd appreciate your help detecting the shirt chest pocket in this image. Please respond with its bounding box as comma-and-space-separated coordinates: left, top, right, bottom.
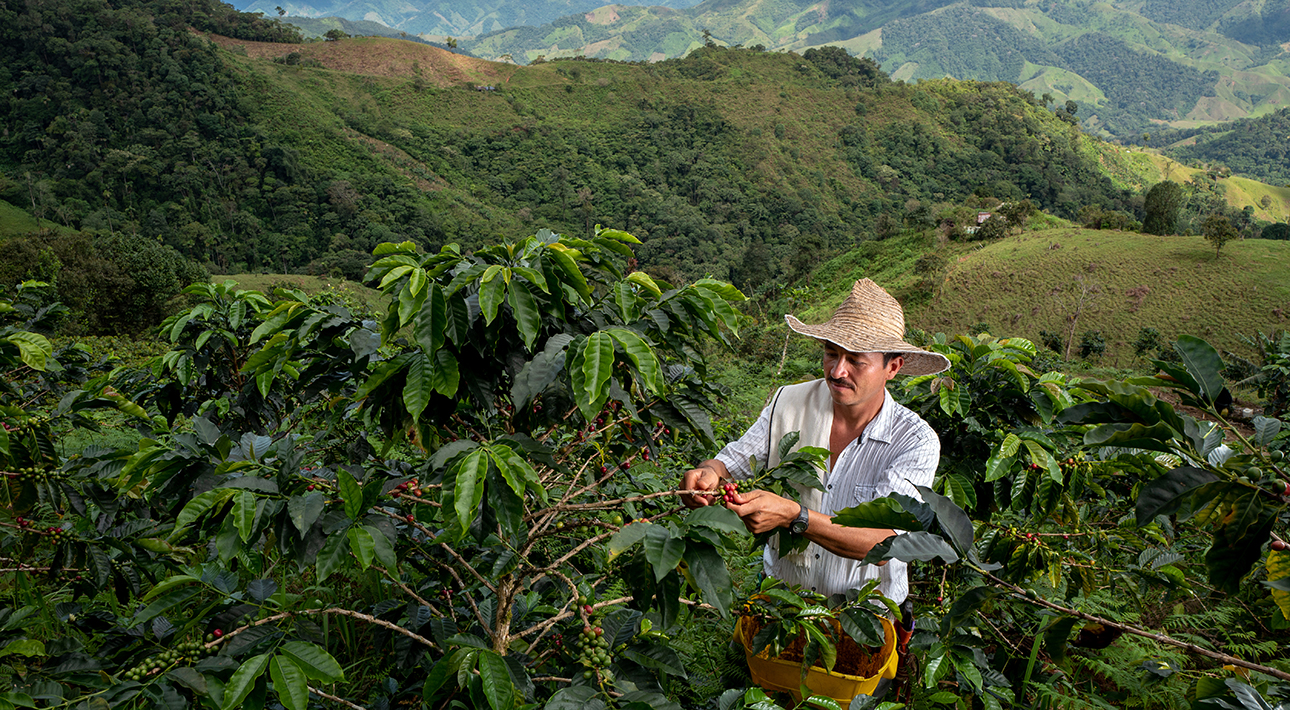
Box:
853, 484, 880, 504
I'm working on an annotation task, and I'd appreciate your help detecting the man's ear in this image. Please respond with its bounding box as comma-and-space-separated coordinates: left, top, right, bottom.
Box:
885, 355, 904, 379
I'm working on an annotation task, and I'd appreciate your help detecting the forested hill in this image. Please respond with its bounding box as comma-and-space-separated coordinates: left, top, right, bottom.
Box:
1156, 108, 1290, 187
1, 0, 1152, 299
460, 0, 1290, 140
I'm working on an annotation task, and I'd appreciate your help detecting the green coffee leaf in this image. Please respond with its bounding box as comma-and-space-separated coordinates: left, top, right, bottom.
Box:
684, 506, 746, 535
454, 449, 489, 532
6, 331, 52, 371
278, 641, 345, 683
414, 284, 448, 356
169, 489, 235, 541
315, 532, 349, 581
403, 351, 435, 421
477, 650, 515, 710
576, 332, 614, 421
337, 468, 364, 520
1174, 335, 1225, 404
231, 490, 257, 543
220, 653, 270, 710
606, 328, 664, 394
608, 522, 652, 560
269, 656, 308, 710
1135, 467, 1218, 526
832, 497, 923, 532
287, 493, 325, 536
347, 527, 375, 570
479, 266, 507, 324
508, 281, 541, 351
430, 348, 460, 398
365, 525, 398, 569
644, 525, 685, 582
685, 543, 733, 618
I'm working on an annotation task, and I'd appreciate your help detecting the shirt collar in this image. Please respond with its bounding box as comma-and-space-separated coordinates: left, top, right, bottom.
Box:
860, 389, 896, 445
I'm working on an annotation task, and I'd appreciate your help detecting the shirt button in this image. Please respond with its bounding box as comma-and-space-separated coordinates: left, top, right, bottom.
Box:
827, 484, 832, 490
814, 554, 820, 559
811, 587, 816, 592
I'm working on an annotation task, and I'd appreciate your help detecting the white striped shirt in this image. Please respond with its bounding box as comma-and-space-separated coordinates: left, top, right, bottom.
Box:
715, 386, 939, 603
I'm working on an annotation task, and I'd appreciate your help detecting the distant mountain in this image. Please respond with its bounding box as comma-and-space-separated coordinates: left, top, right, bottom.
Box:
282, 15, 436, 42
229, 0, 701, 39
458, 0, 1290, 139
0, 0, 1153, 288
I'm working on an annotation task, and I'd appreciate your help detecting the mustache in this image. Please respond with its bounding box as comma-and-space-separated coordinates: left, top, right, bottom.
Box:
827, 377, 853, 388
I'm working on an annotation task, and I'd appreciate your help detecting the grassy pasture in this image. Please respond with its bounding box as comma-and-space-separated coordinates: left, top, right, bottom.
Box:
917, 227, 1290, 364
1225, 176, 1290, 222
0, 200, 79, 239
0, 200, 43, 236
210, 273, 387, 311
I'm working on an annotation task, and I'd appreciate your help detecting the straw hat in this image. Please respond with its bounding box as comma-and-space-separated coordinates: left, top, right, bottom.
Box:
784, 279, 950, 376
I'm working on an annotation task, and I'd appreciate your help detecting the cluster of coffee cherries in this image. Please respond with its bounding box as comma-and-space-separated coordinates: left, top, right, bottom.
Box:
599, 460, 634, 474
390, 480, 421, 499
4, 415, 48, 430
571, 621, 615, 682
11, 466, 53, 483
717, 479, 752, 504
120, 637, 218, 682
43, 526, 73, 545
1058, 456, 1091, 472
55, 569, 85, 584
555, 515, 623, 534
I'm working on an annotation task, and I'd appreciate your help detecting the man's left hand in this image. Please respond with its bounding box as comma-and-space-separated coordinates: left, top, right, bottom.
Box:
724, 490, 800, 534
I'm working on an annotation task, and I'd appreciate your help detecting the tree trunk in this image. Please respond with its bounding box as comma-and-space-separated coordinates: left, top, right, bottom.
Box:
492, 575, 514, 654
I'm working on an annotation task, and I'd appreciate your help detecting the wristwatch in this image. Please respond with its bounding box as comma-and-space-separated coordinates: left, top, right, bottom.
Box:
790, 503, 810, 534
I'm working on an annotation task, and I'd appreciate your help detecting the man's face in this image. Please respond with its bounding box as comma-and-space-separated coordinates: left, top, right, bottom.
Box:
821, 342, 902, 409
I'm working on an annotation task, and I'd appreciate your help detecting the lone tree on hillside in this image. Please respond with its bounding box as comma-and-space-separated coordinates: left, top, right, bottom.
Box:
1056, 100, 1079, 124
323, 28, 348, 41
1143, 180, 1185, 235
1203, 212, 1238, 257
999, 198, 1037, 228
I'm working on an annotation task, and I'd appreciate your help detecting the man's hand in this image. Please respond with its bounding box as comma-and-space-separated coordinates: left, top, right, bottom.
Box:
724, 490, 800, 534
680, 464, 723, 508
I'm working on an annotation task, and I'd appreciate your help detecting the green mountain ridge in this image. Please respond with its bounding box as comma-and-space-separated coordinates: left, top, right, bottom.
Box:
231, 0, 701, 39
0, 0, 1161, 289
279, 15, 439, 43
459, 0, 1290, 140
4, 0, 1288, 339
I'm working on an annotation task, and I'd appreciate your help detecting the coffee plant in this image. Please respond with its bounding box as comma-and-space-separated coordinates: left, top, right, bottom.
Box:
0, 227, 759, 709
854, 333, 1290, 709
2, 233, 1289, 710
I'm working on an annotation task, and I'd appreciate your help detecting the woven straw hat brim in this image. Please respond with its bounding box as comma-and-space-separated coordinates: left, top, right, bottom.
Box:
785, 316, 950, 376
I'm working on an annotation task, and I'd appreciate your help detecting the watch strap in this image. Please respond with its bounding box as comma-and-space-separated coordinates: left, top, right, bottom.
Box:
791, 503, 810, 534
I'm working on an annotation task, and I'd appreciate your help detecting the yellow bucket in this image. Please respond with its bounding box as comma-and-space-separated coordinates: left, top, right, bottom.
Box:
733, 614, 898, 706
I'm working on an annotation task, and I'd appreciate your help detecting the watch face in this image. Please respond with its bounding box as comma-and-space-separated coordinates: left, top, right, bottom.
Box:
791, 520, 807, 534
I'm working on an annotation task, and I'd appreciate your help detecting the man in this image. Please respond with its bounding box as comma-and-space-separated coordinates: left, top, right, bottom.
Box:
681, 279, 950, 603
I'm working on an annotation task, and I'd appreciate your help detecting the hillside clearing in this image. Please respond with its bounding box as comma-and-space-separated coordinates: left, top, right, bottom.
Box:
917, 228, 1290, 363
204, 33, 515, 86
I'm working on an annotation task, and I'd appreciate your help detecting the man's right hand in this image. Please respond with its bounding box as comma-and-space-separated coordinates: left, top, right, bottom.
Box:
680, 464, 723, 508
